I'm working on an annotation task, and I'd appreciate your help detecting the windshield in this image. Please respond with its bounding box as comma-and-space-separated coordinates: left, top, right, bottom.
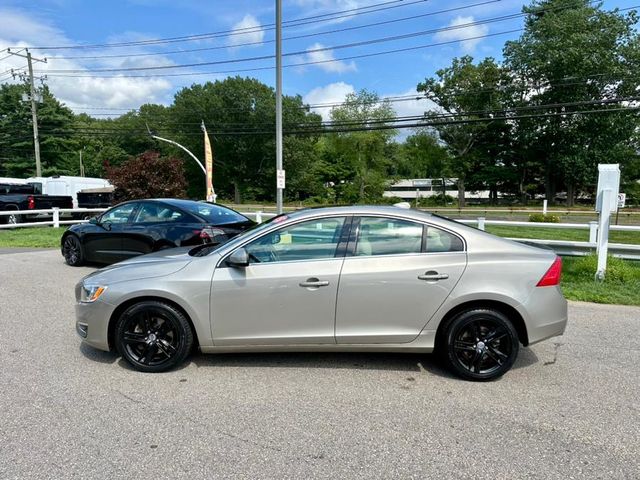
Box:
189, 213, 289, 257
180, 202, 250, 225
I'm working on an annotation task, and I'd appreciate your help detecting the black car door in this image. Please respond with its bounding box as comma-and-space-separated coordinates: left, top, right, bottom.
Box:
84, 202, 138, 263
123, 202, 196, 256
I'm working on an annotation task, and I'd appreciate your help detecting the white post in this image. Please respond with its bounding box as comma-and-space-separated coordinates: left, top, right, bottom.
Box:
52, 207, 60, 228
588, 221, 598, 244
478, 217, 486, 231
543, 199, 548, 215
255, 211, 263, 224
595, 189, 612, 281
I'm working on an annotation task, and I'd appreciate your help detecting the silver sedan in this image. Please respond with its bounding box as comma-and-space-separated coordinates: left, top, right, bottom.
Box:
74, 206, 567, 381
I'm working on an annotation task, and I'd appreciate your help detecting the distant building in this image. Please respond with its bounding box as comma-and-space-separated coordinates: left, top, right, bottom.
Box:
383, 178, 492, 201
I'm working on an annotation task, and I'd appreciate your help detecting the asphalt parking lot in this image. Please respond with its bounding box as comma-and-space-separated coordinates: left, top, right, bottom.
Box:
0, 249, 638, 479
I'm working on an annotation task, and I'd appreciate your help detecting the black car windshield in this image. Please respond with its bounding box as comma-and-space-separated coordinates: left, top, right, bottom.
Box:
181, 202, 250, 225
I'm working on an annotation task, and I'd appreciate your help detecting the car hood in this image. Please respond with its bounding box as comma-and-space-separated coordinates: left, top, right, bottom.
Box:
81, 247, 193, 285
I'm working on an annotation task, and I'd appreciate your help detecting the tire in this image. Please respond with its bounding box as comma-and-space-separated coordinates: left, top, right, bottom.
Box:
3, 210, 22, 225
115, 301, 194, 373
62, 235, 85, 266
442, 309, 519, 381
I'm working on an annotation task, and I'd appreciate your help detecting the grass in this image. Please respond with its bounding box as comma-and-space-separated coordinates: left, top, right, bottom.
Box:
561, 255, 640, 306
0, 227, 63, 248
486, 225, 640, 245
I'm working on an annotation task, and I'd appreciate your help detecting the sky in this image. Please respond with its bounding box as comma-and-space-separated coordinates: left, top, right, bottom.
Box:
0, 0, 633, 123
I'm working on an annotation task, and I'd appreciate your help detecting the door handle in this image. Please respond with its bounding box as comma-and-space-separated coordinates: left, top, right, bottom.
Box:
418, 271, 449, 281
299, 278, 330, 288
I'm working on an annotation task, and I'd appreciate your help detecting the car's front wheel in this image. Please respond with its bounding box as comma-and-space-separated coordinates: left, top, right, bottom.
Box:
443, 309, 519, 381
115, 301, 194, 373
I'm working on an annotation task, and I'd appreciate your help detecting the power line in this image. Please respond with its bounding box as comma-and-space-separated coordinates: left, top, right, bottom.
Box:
40, 1, 636, 74
39, 28, 525, 78
49, 0, 502, 61
16, 97, 640, 136
24, 0, 433, 51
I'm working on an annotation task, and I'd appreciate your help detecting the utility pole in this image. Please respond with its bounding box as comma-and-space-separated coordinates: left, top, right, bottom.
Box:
6, 48, 47, 177
275, 0, 284, 214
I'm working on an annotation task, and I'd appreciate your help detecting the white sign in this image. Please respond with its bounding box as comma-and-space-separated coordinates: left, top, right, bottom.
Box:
277, 169, 286, 189
618, 193, 626, 209
595, 164, 620, 213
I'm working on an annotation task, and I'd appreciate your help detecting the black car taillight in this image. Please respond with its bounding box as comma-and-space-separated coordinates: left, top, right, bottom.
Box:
28, 195, 35, 209
199, 226, 226, 243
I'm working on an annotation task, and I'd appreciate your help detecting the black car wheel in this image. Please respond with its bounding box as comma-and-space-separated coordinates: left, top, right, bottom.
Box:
4, 211, 22, 225
115, 301, 194, 373
443, 309, 519, 381
62, 235, 84, 266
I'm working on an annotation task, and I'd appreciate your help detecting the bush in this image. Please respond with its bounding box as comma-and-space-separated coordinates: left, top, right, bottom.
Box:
566, 254, 638, 283
418, 194, 456, 207
529, 213, 560, 223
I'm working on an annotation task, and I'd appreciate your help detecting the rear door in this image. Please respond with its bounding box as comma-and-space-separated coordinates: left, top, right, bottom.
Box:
335, 216, 467, 344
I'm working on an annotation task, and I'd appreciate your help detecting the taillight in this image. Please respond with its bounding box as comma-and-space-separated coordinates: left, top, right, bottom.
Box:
28, 196, 35, 209
199, 226, 225, 243
536, 256, 562, 287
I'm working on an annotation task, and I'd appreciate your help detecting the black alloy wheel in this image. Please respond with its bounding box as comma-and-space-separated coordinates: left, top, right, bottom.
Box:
115, 301, 194, 373
444, 309, 519, 381
63, 235, 84, 266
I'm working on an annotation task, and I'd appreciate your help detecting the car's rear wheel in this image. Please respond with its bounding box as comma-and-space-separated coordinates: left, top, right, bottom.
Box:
443, 309, 519, 381
115, 301, 194, 373
62, 235, 84, 266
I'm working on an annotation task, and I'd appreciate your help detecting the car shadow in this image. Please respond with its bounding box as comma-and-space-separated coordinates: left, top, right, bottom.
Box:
79, 342, 118, 365
80, 343, 540, 378
189, 351, 460, 378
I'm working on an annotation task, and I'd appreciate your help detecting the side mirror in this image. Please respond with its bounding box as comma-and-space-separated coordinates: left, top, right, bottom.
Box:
227, 247, 249, 268
89, 217, 98, 225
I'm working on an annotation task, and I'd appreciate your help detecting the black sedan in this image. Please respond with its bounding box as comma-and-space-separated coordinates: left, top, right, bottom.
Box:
61, 199, 255, 266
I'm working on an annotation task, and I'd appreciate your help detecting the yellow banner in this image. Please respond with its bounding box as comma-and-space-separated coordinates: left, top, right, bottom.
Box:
203, 127, 214, 201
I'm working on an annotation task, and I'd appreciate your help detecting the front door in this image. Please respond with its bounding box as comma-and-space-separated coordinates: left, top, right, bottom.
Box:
84, 202, 137, 263
211, 216, 349, 346
335, 217, 467, 344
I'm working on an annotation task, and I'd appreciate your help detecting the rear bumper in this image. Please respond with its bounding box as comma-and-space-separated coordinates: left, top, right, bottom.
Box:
518, 285, 568, 345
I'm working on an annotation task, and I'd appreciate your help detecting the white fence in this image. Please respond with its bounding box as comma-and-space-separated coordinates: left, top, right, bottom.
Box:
1, 208, 639, 260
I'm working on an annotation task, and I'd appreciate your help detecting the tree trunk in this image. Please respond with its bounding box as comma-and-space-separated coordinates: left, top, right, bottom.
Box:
457, 177, 466, 208
234, 181, 241, 205
566, 181, 575, 208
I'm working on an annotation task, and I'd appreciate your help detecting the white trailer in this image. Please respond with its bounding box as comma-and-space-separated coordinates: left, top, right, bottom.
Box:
27, 176, 112, 208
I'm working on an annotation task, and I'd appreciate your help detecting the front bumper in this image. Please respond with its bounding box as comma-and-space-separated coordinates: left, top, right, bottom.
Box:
75, 299, 115, 352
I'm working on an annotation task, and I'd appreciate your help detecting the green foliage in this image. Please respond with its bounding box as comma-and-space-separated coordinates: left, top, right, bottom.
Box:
418, 194, 456, 207
320, 90, 397, 204
529, 213, 560, 223
105, 150, 187, 201
566, 254, 637, 283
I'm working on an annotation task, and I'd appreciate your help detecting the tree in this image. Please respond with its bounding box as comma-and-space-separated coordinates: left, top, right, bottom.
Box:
105, 150, 187, 201
397, 129, 451, 179
0, 83, 76, 177
169, 76, 322, 203
321, 90, 397, 203
417, 57, 511, 207
503, 0, 640, 205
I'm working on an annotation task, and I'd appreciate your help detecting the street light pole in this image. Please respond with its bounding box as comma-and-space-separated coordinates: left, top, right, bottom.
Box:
146, 124, 208, 199
275, 0, 284, 214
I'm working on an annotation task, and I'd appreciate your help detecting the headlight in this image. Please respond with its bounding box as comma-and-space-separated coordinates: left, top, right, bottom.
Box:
80, 284, 107, 303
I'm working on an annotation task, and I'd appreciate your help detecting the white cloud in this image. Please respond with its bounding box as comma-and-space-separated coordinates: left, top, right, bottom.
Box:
227, 14, 264, 48
305, 43, 356, 73
434, 16, 489, 53
303, 82, 355, 121
0, 9, 175, 113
